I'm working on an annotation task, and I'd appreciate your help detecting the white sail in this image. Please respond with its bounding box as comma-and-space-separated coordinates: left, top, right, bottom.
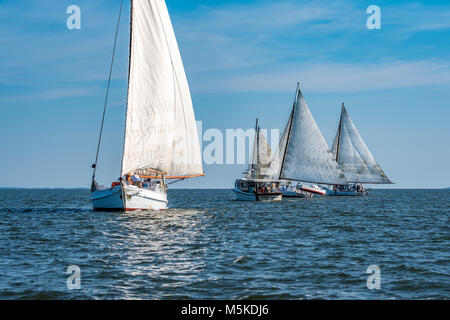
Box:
247, 120, 259, 175
332, 105, 391, 184
249, 121, 272, 179
255, 128, 272, 179
265, 106, 293, 180
121, 0, 203, 178
280, 86, 346, 185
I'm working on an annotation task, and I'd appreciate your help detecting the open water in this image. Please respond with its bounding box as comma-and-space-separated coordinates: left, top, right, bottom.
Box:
0, 188, 448, 299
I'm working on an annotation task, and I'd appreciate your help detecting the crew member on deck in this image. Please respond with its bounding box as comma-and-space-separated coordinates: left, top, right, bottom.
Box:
131, 173, 142, 188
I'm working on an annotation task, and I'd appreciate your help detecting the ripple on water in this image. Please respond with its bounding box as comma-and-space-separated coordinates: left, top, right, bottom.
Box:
0, 189, 448, 299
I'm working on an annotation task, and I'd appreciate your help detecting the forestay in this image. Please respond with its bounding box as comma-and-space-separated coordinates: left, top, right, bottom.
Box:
332, 105, 391, 184
121, 0, 203, 178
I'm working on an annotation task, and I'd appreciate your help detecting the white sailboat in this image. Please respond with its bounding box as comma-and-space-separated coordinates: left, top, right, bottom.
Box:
233, 119, 283, 202
273, 83, 347, 195
264, 89, 313, 198
329, 103, 392, 196
91, 0, 204, 211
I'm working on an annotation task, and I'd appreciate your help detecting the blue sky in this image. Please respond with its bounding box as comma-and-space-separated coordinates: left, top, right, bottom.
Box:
0, 0, 449, 189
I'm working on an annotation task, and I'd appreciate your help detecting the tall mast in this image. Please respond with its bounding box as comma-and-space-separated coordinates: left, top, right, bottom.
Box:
256, 118, 260, 177
248, 118, 259, 177
279, 82, 300, 180
335, 103, 345, 163
120, 0, 133, 178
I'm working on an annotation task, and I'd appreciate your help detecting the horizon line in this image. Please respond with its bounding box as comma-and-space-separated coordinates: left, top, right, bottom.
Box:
0, 187, 448, 190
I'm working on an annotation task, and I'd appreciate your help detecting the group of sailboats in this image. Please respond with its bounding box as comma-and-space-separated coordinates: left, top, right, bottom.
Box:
233, 83, 392, 201
90, 0, 392, 211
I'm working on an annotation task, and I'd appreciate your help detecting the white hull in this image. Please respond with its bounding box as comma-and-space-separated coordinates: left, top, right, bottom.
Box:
300, 185, 328, 196
123, 185, 168, 211
91, 185, 168, 211
300, 184, 368, 197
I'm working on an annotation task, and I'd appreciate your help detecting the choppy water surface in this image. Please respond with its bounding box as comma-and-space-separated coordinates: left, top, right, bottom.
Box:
0, 189, 448, 299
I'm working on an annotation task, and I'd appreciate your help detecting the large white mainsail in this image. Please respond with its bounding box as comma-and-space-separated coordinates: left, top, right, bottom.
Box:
121, 0, 203, 178
332, 104, 391, 184
279, 84, 346, 185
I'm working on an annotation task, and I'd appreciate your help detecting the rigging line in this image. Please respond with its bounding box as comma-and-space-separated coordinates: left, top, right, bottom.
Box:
167, 178, 186, 186
251, 119, 259, 174
92, 0, 124, 185
256, 119, 260, 178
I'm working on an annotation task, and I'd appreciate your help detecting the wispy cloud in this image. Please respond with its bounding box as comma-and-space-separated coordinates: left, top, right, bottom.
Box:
0, 0, 129, 87
383, 2, 450, 32
172, 1, 450, 93
208, 60, 450, 93
0, 87, 101, 103
179, 1, 354, 34
1, 0, 450, 99
175, 0, 359, 72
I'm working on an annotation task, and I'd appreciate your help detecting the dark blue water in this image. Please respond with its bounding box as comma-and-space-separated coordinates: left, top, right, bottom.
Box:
0, 189, 448, 299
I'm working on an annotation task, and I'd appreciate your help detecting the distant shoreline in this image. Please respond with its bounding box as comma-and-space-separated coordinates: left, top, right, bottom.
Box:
0, 187, 90, 190
1, 187, 449, 191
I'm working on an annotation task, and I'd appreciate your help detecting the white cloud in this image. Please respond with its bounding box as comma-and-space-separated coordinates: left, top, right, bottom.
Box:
0, 0, 130, 86
190, 60, 450, 93
172, 1, 450, 93
1, 0, 450, 96
383, 3, 450, 32
0, 87, 101, 103
179, 1, 353, 34
175, 0, 359, 72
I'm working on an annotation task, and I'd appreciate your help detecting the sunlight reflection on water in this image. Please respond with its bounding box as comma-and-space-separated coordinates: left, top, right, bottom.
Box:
0, 189, 448, 299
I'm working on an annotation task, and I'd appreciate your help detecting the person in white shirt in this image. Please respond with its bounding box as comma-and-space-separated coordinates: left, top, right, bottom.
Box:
131, 174, 142, 188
